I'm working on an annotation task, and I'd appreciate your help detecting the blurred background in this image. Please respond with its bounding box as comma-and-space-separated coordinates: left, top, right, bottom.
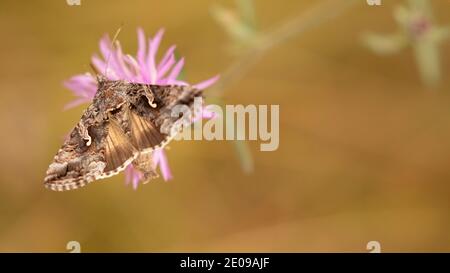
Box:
0, 0, 450, 252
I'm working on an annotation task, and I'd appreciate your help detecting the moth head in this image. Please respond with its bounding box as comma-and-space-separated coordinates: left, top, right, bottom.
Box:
103, 92, 127, 114
95, 79, 128, 114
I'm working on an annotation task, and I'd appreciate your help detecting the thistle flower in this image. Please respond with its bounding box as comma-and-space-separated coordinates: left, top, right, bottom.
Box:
63, 28, 219, 188
363, 0, 449, 87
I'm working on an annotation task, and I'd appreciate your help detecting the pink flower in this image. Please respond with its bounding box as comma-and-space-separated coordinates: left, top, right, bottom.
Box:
64, 28, 219, 188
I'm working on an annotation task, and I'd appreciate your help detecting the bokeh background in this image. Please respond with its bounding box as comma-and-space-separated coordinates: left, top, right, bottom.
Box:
0, 0, 450, 252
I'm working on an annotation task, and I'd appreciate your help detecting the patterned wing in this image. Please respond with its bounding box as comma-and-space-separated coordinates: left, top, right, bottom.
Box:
45, 80, 203, 191
127, 108, 167, 152
103, 118, 138, 175
44, 117, 138, 191
127, 84, 203, 153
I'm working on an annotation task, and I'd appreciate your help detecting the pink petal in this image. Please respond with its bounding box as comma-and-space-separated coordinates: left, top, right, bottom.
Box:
192, 105, 216, 123
125, 165, 143, 190
63, 97, 92, 110
91, 55, 107, 76
157, 53, 176, 79
150, 29, 165, 56
165, 79, 189, 86
137, 28, 150, 83
202, 107, 217, 119
157, 45, 176, 71
137, 28, 147, 65
99, 35, 112, 61
132, 172, 141, 190
65, 74, 96, 88
114, 42, 133, 81
148, 29, 165, 77
63, 75, 97, 98
165, 57, 185, 82
97, 36, 125, 80
69, 73, 96, 84
125, 165, 132, 185
193, 75, 220, 90
124, 55, 143, 82
154, 149, 172, 181
147, 38, 157, 84
107, 49, 124, 79
99, 36, 119, 73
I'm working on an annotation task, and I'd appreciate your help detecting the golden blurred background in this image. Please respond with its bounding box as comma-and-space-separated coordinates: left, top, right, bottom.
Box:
0, 0, 450, 252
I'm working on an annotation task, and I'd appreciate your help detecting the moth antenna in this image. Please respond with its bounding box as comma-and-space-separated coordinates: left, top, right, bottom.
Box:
104, 25, 124, 78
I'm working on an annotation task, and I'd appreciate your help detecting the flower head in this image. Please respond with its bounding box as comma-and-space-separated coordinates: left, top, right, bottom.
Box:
64, 28, 219, 188
363, 1, 449, 87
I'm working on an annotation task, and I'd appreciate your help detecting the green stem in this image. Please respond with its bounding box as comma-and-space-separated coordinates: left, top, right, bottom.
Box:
209, 0, 358, 97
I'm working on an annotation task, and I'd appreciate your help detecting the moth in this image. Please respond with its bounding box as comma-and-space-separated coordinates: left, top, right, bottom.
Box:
44, 75, 202, 191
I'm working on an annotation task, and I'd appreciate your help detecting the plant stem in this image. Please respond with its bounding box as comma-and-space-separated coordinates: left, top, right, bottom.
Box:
209, 0, 358, 97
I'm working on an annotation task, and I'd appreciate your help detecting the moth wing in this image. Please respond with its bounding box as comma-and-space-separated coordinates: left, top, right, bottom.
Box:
45, 83, 203, 191
44, 118, 138, 191
44, 124, 108, 191
103, 118, 138, 174
128, 108, 168, 152
128, 84, 203, 153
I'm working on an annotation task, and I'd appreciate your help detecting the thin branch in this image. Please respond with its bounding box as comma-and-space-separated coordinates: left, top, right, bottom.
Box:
209, 0, 358, 97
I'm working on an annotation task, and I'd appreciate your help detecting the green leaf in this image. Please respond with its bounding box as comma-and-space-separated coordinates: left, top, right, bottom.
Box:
362, 32, 408, 55
393, 5, 411, 28
236, 0, 257, 31
429, 26, 450, 43
214, 98, 254, 174
211, 5, 255, 43
413, 38, 441, 87
408, 0, 433, 19
232, 140, 254, 174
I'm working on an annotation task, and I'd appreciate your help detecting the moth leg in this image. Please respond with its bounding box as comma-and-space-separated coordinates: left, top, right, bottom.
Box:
77, 121, 92, 146
132, 152, 159, 183
143, 85, 157, 108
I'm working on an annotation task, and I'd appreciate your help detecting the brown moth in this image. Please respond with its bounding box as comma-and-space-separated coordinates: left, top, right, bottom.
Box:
44, 75, 201, 191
